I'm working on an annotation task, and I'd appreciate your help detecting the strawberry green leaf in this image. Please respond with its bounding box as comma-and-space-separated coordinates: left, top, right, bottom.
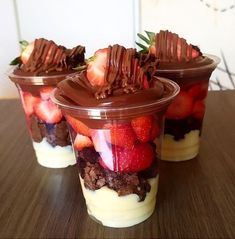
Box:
135, 42, 148, 51
145, 31, 155, 41
137, 33, 150, 44
10, 56, 22, 66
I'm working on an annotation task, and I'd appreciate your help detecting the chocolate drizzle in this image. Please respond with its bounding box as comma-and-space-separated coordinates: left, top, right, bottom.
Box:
93, 45, 144, 99
56, 44, 163, 106
20, 38, 85, 75
155, 30, 202, 62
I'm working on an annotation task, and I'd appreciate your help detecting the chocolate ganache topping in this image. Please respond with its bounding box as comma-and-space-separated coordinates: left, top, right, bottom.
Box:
56, 44, 167, 107
153, 30, 213, 69
14, 38, 85, 76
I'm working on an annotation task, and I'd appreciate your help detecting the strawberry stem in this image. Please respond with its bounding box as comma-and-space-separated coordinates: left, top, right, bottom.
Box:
72, 64, 87, 71
19, 40, 29, 52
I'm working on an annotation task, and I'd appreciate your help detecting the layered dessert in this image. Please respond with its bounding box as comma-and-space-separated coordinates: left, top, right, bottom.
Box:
52, 44, 179, 227
9, 38, 85, 168
137, 30, 220, 161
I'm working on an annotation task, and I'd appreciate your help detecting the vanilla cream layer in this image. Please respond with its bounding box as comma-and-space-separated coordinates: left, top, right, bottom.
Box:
161, 130, 200, 162
33, 138, 76, 168
80, 176, 159, 228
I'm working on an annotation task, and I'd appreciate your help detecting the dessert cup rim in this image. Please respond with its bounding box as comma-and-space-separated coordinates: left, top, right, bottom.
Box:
156, 54, 220, 73
51, 77, 180, 120
8, 68, 77, 85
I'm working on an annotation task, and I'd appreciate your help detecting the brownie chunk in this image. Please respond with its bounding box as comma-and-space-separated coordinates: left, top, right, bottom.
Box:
77, 147, 159, 202
29, 115, 70, 147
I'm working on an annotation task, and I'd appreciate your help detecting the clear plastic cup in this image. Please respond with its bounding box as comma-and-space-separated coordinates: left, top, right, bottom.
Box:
51, 77, 179, 228
9, 72, 76, 168
155, 54, 220, 161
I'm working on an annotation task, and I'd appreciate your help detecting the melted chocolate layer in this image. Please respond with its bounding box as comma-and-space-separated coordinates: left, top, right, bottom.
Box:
57, 73, 165, 107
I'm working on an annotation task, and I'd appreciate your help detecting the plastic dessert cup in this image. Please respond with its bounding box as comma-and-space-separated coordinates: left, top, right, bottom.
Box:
156, 54, 220, 161
51, 77, 179, 228
9, 73, 76, 168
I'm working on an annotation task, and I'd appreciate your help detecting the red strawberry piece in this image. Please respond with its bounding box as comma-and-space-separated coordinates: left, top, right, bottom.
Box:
131, 115, 153, 143
192, 100, 205, 120
143, 75, 149, 89
20, 91, 40, 116
188, 82, 208, 101
65, 115, 91, 137
91, 129, 108, 152
165, 91, 193, 119
40, 87, 54, 101
98, 157, 110, 170
191, 48, 200, 58
150, 122, 161, 140
86, 48, 108, 87
104, 123, 137, 149
176, 38, 200, 60
149, 44, 156, 55
99, 143, 154, 173
34, 99, 63, 123
21, 42, 34, 64
73, 133, 93, 151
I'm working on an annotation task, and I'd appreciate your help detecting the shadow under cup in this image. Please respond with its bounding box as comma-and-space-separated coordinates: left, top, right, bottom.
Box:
9, 73, 76, 168
155, 54, 220, 162
51, 77, 179, 228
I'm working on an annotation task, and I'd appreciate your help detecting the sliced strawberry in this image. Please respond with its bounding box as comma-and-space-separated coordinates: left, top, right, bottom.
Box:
21, 42, 34, 64
91, 129, 109, 152
104, 123, 137, 149
65, 115, 91, 137
131, 115, 153, 143
150, 122, 161, 140
188, 82, 208, 101
149, 44, 156, 55
20, 91, 40, 116
40, 87, 54, 101
98, 157, 110, 170
73, 133, 93, 151
143, 75, 149, 89
99, 143, 154, 173
176, 39, 200, 60
86, 48, 108, 87
192, 100, 205, 120
191, 48, 200, 58
34, 99, 63, 123
165, 91, 193, 119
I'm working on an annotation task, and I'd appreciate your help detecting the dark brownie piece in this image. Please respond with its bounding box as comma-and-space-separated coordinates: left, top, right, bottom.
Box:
29, 114, 70, 147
